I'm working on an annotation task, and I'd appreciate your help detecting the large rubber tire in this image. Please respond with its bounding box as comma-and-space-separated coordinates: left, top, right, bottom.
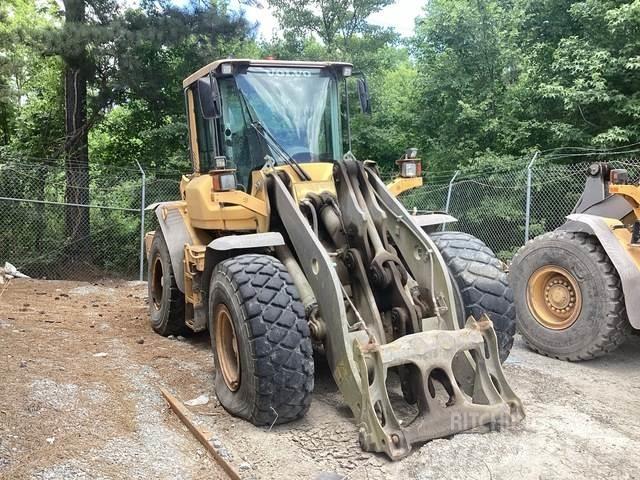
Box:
208, 254, 314, 425
430, 231, 516, 363
510, 231, 631, 360
147, 230, 185, 336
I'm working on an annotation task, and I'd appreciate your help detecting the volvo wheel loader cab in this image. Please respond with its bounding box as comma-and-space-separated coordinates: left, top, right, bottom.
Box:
511, 163, 638, 360
146, 59, 523, 459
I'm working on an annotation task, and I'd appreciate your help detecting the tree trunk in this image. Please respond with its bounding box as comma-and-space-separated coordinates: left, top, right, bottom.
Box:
63, 0, 90, 263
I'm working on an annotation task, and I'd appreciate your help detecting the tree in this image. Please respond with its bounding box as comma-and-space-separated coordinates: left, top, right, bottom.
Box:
39, 0, 251, 261
411, 0, 529, 170
411, 0, 640, 174
533, 0, 640, 147
60, 0, 91, 261
267, 0, 393, 54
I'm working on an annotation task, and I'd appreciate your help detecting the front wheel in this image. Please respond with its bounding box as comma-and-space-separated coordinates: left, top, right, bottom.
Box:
208, 254, 314, 425
430, 231, 516, 363
510, 231, 630, 360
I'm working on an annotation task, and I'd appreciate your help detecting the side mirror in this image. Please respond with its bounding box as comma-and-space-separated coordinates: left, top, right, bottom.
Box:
197, 73, 220, 119
356, 78, 371, 115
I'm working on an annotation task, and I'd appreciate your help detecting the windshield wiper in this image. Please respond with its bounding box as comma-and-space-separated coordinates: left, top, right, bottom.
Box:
233, 84, 311, 181
250, 121, 311, 181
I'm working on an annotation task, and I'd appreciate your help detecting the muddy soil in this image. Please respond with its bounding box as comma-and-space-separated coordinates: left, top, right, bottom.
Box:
1, 279, 639, 480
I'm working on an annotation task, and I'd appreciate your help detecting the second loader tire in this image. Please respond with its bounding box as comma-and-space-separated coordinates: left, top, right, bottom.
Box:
430, 231, 516, 363
510, 231, 631, 361
147, 230, 185, 336
208, 254, 314, 426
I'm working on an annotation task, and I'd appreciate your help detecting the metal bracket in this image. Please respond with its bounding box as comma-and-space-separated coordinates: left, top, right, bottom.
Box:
355, 315, 524, 459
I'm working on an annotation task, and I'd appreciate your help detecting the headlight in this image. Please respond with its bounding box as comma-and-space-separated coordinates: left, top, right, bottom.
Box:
401, 161, 422, 178
215, 156, 227, 169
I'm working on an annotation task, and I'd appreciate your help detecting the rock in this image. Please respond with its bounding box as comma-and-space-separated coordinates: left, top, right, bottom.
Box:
217, 447, 232, 460
93, 352, 108, 357
168, 335, 175, 340
185, 394, 209, 406
239, 462, 251, 471
314, 473, 343, 480
46, 437, 55, 444
212, 439, 222, 448
177, 335, 186, 341
136, 338, 144, 344
19, 360, 27, 368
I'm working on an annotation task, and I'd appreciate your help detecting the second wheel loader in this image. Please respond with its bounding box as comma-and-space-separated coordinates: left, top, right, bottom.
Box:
146, 58, 523, 459
511, 163, 640, 360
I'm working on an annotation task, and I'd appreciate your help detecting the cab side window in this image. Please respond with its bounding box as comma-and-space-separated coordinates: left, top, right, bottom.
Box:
192, 86, 218, 172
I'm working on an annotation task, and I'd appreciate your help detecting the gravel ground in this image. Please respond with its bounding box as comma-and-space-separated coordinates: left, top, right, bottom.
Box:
0, 278, 638, 480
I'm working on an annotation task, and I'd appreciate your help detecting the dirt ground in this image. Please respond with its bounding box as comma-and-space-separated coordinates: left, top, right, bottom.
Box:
1, 278, 639, 480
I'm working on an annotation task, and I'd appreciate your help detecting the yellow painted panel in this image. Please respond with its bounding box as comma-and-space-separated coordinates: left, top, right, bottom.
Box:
386, 176, 423, 197
184, 174, 267, 231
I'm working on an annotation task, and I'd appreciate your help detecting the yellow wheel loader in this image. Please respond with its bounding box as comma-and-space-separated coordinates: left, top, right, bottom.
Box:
511, 163, 639, 360
145, 59, 523, 459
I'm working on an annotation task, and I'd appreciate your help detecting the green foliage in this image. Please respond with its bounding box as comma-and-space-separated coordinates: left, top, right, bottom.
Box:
411, 0, 640, 172
266, 0, 394, 53
0, 0, 255, 275
351, 58, 418, 166
3, 0, 640, 276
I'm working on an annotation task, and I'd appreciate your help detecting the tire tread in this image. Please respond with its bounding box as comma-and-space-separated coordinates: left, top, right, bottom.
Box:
148, 230, 185, 336
430, 231, 516, 362
216, 254, 313, 425
512, 231, 631, 361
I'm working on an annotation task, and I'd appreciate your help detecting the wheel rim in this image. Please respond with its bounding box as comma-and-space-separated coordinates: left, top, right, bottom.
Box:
214, 304, 240, 391
151, 256, 164, 310
526, 265, 582, 330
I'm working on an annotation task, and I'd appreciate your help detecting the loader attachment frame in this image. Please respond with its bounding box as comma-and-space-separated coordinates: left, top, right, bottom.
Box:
270, 155, 524, 459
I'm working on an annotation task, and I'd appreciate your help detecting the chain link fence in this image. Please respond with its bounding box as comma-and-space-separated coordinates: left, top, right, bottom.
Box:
0, 157, 181, 280
2, 154, 639, 280
402, 156, 640, 260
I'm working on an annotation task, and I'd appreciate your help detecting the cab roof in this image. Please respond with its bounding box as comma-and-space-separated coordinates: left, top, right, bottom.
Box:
182, 59, 353, 88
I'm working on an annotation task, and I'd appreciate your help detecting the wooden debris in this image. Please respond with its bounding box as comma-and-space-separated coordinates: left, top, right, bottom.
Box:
160, 388, 242, 480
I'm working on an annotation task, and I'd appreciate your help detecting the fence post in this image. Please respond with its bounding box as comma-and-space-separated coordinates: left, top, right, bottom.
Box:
442, 170, 460, 231
524, 151, 539, 244
135, 160, 146, 281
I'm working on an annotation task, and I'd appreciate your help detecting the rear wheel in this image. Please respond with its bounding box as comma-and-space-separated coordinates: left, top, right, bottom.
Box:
430, 231, 516, 362
510, 231, 631, 360
208, 254, 314, 425
147, 230, 185, 336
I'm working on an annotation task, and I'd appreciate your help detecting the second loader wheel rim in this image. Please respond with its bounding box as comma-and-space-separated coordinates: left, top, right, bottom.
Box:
526, 265, 582, 330
215, 304, 240, 391
151, 257, 164, 310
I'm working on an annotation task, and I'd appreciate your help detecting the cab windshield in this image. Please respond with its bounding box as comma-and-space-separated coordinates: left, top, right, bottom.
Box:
234, 67, 342, 163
